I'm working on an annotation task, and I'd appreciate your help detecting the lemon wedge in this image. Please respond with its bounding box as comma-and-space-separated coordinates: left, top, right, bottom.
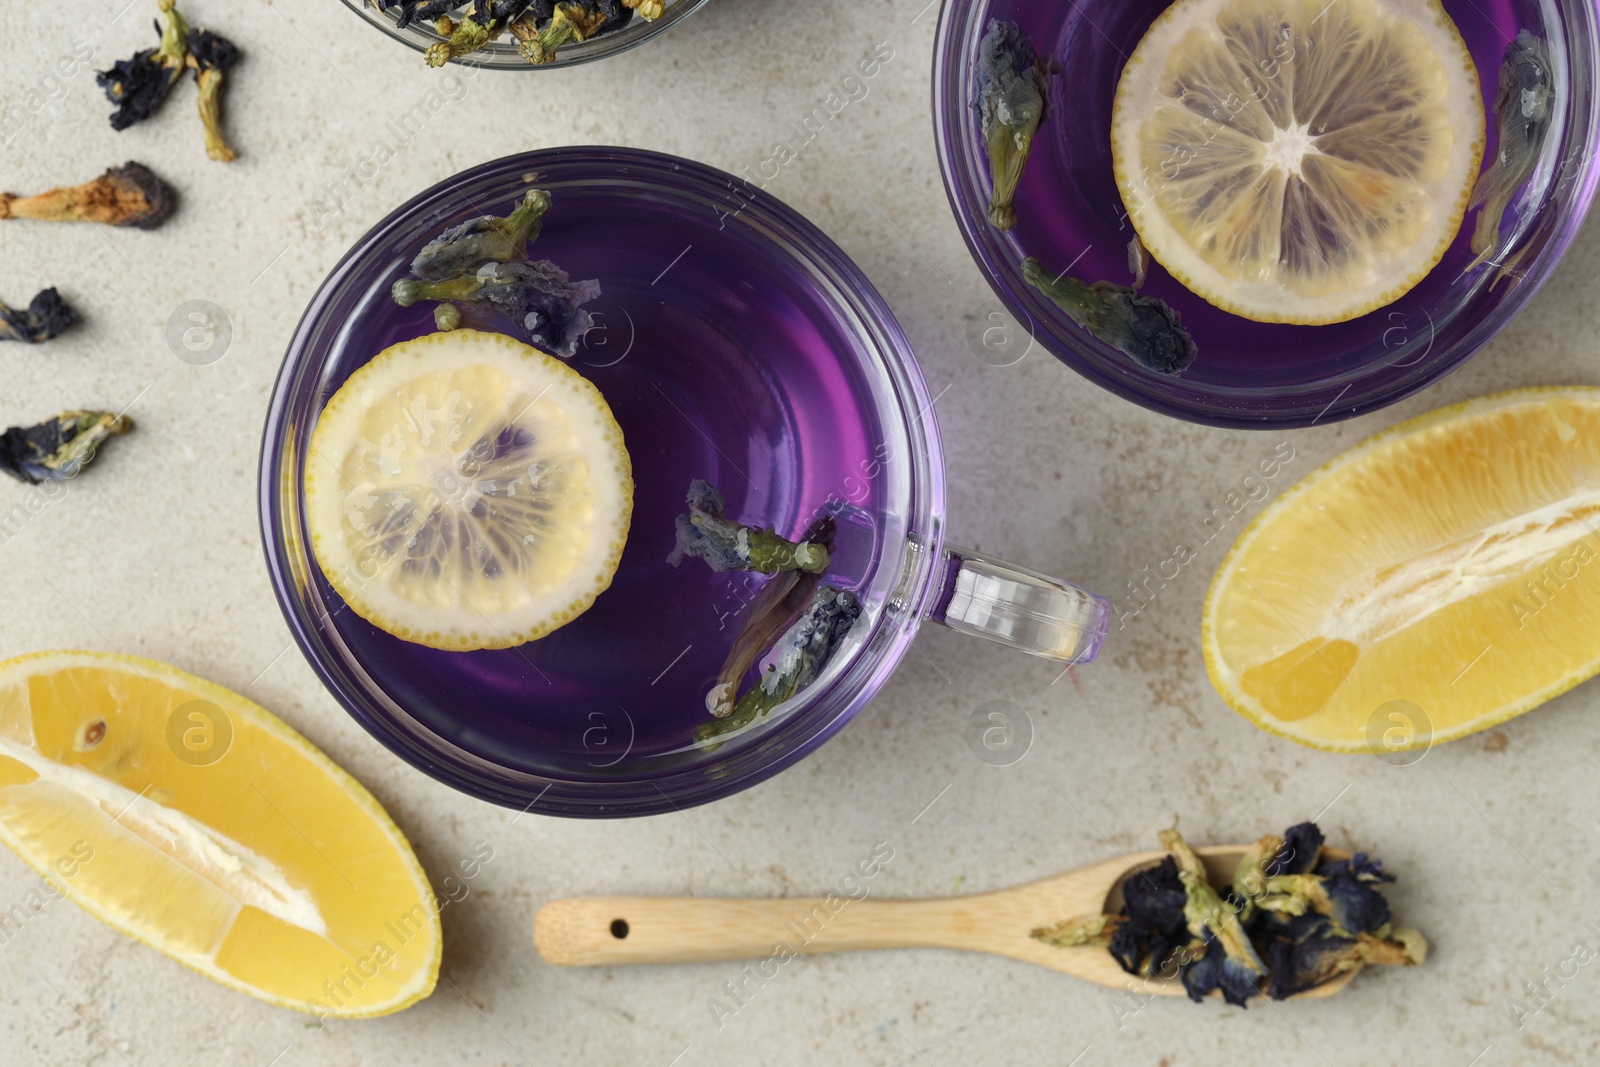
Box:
1111, 0, 1485, 324
305, 329, 633, 652
1204, 388, 1600, 751
0, 651, 439, 1017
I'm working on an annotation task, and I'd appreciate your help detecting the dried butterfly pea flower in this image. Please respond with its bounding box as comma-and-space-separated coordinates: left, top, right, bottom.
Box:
393, 260, 601, 358
0, 412, 131, 485
973, 20, 1045, 231
381, 0, 462, 30
1035, 820, 1425, 1004
411, 189, 552, 279
696, 586, 862, 747
1268, 821, 1324, 876
1023, 257, 1197, 376
668, 479, 832, 576
426, 14, 504, 65
99, 2, 241, 162
1161, 827, 1268, 1006
0, 162, 177, 229
701, 512, 838, 717
510, 1, 625, 64
98, 49, 178, 130
394, 189, 598, 357
98, 0, 189, 129
623, 0, 661, 19
187, 28, 240, 163
1261, 914, 1426, 1000
0, 289, 79, 345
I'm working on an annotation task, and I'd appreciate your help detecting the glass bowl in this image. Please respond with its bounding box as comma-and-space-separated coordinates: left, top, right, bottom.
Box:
933, 0, 1600, 428
339, 0, 710, 69
260, 147, 1111, 818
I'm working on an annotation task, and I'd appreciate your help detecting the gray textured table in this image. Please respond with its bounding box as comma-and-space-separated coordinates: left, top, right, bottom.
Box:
2, 1, 1597, 1064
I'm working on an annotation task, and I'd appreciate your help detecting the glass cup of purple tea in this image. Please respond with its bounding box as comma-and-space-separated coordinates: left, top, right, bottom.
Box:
261, 147, 1113, 818
934, 0, 1600, 428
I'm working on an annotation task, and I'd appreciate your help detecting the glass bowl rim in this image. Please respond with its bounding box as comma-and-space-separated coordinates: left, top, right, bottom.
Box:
258, 145, 947, 817
930, 0, 1600, 429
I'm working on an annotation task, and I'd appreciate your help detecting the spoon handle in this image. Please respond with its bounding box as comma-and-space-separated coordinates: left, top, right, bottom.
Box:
535, 896, 974, 966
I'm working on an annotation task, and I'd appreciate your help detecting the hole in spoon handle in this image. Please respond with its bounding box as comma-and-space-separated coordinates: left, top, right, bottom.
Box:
930, 546, 1111, 664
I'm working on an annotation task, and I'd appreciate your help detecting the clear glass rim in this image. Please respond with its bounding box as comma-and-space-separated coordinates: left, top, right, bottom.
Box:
337, 0, 711, 70
931, 0, 1600, 429
258, 147, 947, 818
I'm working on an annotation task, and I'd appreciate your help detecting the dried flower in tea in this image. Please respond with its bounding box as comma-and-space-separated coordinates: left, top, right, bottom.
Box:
1469, 31, 1553, 263
696, 586, 862, 747
394, 261, 601, 358
973, 20, 1046, 232
701, 512, 838, 717
0, 163, 177, 229
0, 289, 79, 345
668, 479, 832, 576
392, 189, 600, 358
412, 189, 551, 279
0, 412, 131, 484
1022, 257, 1197, 376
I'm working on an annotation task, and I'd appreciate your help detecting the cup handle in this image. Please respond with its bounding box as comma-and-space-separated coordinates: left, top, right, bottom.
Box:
929, 546, 1111, 664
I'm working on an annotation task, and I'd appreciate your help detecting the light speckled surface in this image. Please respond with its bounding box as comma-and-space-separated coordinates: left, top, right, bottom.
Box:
3, 1, 1599, 1064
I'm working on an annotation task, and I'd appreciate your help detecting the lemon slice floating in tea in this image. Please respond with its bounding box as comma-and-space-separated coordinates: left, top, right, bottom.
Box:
1111, 0, 1485, 325
1204, 388, 1600, 751
0, 651, 439, 1017
306, 329, 633, 652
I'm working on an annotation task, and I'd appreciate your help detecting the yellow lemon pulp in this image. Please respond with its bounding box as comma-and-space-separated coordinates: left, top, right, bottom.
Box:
0, 651, 439, 1016
1204, 388, 1600, 750
1111, 0, 1485, 324
305, 329, 633, 652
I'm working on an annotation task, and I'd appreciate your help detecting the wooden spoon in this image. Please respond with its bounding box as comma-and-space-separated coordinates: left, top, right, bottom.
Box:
534, 845, 1356, 999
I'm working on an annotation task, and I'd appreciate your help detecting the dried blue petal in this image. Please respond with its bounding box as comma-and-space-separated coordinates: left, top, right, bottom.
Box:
97, 49, 177, 130
972, 20, 1046, 230
473, 0, 535, 21
1179, 934, 1259, 1006
0, 289, 79, 344
1269, 822, 1324, 876
0, 411, 132, 485
1123, 855, 1187, 931
383, 0, 461, 30
187, 27, 239, 71
1180, 936, 1223, 1002
1109, 920, 1183, 980
1315, 853, 1393, 935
